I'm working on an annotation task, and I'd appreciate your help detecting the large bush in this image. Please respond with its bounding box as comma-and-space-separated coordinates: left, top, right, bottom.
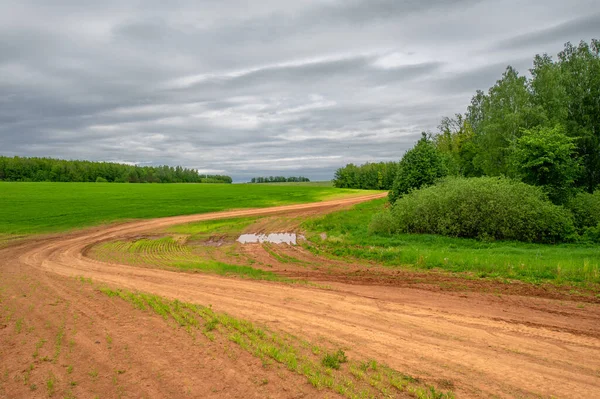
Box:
373, 177, 575, 243
565, 191, 600, 232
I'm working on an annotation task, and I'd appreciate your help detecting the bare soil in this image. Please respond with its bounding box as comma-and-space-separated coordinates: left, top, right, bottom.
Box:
2, 193, 600, 398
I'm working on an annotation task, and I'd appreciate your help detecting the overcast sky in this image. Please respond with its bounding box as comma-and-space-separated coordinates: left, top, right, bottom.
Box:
0, 1, 598, 181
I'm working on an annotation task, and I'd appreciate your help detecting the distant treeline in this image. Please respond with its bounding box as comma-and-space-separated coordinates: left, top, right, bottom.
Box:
250, 176, 310, 183
333, 162, 397, 190
0, 156, 232, 184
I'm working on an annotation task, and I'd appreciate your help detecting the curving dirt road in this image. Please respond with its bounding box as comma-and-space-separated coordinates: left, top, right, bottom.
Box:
4, 193, 600, 398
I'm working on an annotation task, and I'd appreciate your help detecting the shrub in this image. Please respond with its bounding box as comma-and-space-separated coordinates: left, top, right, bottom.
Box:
373, 177, 575, 243
565, 191, 600, 232
95, 176, 108, 183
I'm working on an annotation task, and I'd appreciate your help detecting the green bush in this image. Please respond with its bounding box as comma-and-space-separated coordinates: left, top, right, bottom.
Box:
95, 176, 108, 183
373, 177, 575, 243
565, 191, 600, 232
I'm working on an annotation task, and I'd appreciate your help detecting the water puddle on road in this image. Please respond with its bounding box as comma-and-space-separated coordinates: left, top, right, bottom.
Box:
237, 233, 304, 245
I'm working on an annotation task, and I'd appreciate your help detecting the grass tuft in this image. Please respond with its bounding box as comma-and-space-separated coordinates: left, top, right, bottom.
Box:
322, 349, 348, 370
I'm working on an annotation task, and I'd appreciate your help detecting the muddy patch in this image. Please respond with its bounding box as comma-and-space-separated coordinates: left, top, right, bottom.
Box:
237, 232, 305, 245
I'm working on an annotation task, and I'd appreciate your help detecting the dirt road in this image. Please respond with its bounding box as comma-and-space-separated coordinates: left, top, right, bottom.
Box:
3, 193, 600, 398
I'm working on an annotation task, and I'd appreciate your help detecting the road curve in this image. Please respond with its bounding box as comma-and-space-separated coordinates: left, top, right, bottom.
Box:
6, 192, 600, 398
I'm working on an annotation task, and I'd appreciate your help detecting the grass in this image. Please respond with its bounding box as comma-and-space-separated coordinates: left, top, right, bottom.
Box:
322, 349, 348, 369
99, 286, 453, 399
46, 371, 57, 396
166, 217, 256, 239
0, 182, 374, 235
304, 199, 600, 286
91, 236, 293, 282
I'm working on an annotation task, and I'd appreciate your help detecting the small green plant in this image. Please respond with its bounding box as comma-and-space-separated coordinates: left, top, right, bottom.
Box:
321, 349, 348, 370
46, 372, 57, 396
54, 323, 65, 362
88, 368, 99, 380
32, 338, 46, 359
15, 317, 23, 333
23, 364, 34, 385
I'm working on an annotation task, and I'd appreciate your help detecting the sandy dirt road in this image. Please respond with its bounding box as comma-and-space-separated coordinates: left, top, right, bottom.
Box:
3, 193, 600, 398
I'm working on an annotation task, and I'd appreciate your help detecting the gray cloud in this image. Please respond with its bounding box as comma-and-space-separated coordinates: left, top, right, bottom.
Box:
493, 13, 600, 52
0, 0, 596, 181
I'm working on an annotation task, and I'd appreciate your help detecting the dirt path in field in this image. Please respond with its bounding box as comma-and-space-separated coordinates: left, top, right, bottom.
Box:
3, 192, 600, 398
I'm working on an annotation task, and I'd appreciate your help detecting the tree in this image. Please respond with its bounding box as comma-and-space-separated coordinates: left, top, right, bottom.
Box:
389, 133, 447, 204
556, 40, 600, 192
510, 125, 581, 204
471, 66, 544, 176
435, 115, 481, 177
529, 53, 567, 125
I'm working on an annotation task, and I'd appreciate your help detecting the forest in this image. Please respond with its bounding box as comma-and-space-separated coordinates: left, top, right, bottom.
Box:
0, 156, 232, 184
335, 40, 600, 243
249, 176, 310, 183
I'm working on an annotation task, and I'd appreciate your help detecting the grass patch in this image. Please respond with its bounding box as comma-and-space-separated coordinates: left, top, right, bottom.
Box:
0, 182, 374, 235
304, 198, 600, 286
92, 236, 293, 282
322, 349, 348, 369
167, 217, 256, 240
99, 287, 454, 399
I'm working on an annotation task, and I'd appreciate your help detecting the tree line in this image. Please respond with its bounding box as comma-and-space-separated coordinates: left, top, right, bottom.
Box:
249, 176, 310, 183
0, 156, 232, 184
335, 39, 600, 204
332, 162, 397, 190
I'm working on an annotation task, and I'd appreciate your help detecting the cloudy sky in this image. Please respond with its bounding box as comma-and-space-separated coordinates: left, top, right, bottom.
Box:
0, 1, 598, 181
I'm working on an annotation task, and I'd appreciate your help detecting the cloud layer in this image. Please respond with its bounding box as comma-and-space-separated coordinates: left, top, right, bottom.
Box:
1, 0, 598, 181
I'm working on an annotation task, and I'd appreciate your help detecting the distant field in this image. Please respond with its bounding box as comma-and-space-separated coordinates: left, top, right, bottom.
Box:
0, 182, 376, 234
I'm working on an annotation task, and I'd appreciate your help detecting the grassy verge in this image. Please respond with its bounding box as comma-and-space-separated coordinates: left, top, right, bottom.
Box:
0, 182, 376, 235
98, 286, 454, 399
303, 199, 600, 286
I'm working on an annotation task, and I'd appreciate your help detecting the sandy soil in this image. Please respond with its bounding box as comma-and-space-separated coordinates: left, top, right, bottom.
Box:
2, 193, 600, 398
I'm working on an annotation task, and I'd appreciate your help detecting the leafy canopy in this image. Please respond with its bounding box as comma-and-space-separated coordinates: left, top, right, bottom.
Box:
509, 125, 581, 204
389, 133, 447, 204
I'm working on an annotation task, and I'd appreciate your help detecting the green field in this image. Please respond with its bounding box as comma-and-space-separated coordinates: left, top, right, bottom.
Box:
303, 199, 600, 286
0, 182, 373, 235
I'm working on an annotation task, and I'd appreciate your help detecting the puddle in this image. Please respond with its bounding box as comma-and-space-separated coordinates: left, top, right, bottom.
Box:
237, 233, 304, 245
